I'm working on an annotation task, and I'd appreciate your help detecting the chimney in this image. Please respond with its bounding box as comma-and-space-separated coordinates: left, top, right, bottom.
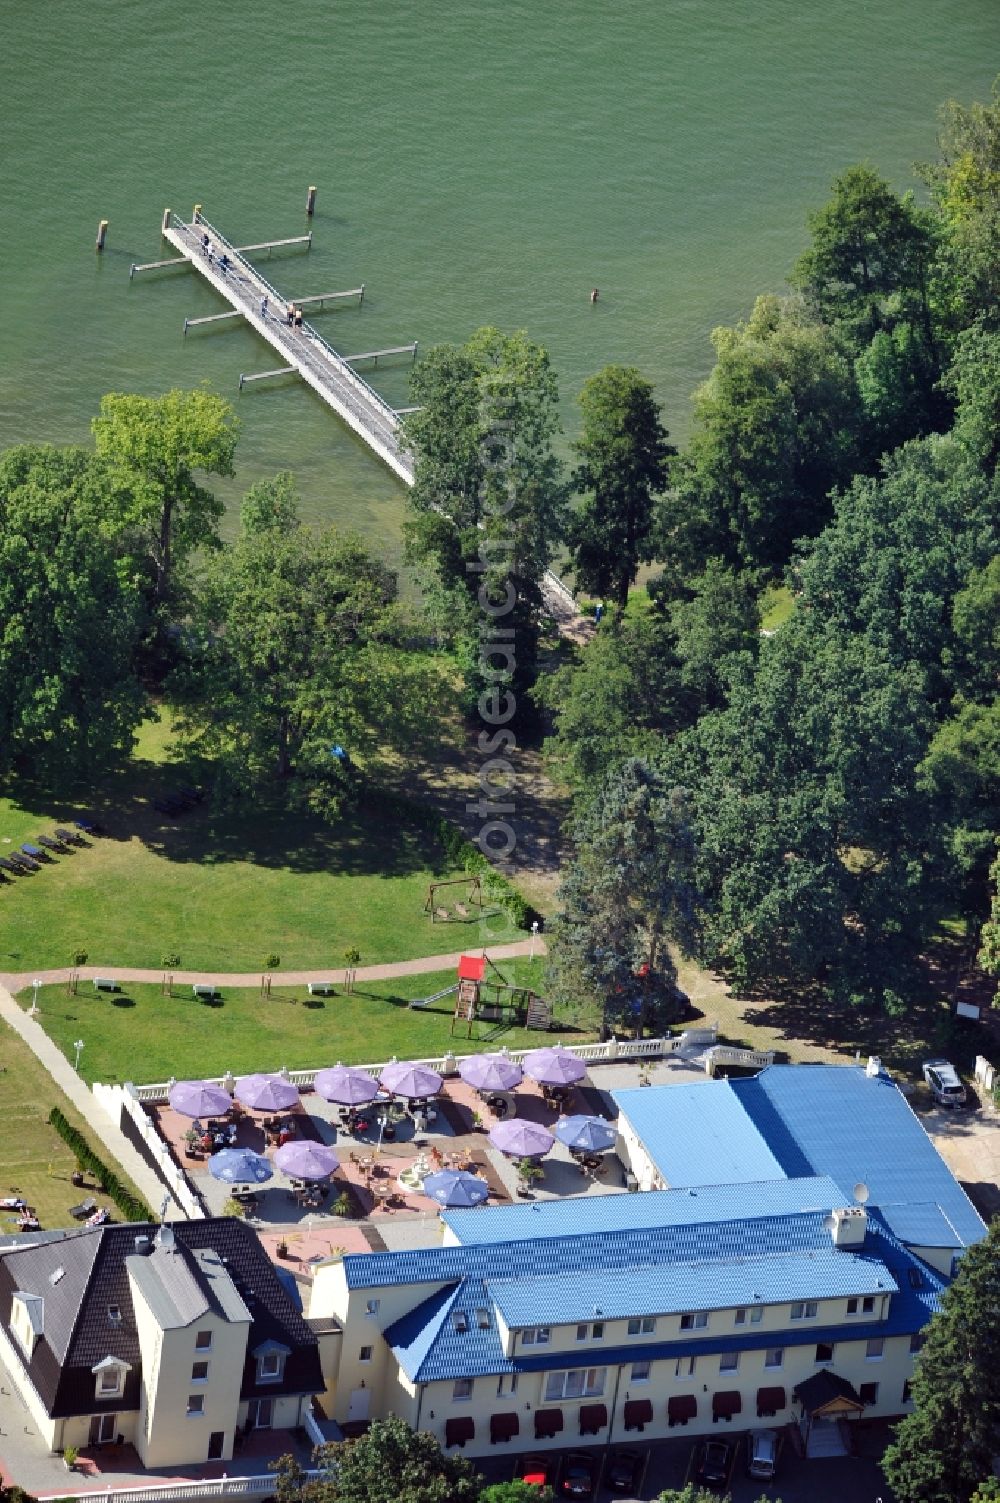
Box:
134, 1234, 152, 1256
829, 1206, 868, 1247
866, 1055, 882, 1078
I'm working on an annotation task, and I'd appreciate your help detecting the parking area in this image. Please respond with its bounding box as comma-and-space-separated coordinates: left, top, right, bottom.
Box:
473, 1427, 897, 1503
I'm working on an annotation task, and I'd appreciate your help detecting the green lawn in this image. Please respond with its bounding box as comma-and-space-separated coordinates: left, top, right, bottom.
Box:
0, 716, 524, 971
0, 1018, 147, 1229
759, 584, 795, 631
16, 959, 597, 1085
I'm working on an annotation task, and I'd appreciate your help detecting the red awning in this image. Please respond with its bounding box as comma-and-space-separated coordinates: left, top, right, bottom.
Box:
579, 1403, 608, 1435
667, 1394, 698, 1426
623, 1399, 654, 1431
490, 1413, 520, 1444
445, 1416, 475, 1448
712, 1391, 742, 1419
458, 954, 487, 981
757, 1386, 786, 1417
534, 1409, 564, 1440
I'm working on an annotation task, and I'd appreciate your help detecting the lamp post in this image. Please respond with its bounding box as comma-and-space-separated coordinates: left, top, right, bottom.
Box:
73, 1039, 85, 1073
529, 920, 539, 960
30, 979, 41, 1016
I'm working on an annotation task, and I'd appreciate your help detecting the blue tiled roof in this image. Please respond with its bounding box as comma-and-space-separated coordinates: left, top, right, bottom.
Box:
384, 1211, 944, 1384
613, 1065, 985, 1249
614, 1081, 783, 1185
485, 1249, 896, 1327
879, 1202, 964, 1249
444, 1176, 847, 1246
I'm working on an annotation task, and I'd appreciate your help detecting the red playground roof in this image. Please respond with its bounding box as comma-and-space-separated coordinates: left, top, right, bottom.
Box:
458, 953, 487, 982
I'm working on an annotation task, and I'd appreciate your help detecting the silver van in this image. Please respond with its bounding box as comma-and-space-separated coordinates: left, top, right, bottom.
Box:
747, 1429, 778, 1480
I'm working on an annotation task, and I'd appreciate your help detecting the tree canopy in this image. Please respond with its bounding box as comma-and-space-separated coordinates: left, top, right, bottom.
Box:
272, 1420, 479, 1503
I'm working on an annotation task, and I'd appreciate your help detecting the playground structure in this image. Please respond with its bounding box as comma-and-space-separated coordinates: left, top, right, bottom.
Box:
424, 875, 485, 923
451, 953, 551, 1035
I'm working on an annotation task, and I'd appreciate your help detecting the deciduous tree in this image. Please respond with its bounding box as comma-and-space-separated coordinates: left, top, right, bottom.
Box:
272, 1420, 479, 1503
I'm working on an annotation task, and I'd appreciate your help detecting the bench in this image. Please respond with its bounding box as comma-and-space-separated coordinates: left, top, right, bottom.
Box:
93, 977, 118, 993
307, 981, 336, 996
193, 984, 221, 1000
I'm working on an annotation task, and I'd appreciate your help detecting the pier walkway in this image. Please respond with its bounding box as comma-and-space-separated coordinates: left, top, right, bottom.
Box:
158, 211, 586, 634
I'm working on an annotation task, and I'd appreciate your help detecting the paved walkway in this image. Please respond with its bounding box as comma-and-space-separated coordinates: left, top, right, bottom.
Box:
0, 937, 545, 994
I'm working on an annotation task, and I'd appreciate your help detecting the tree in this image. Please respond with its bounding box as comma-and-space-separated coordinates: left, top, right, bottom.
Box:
947, 323, 1000, 474
549, 759, 700, 1032
481, 1483, 554, 1503
792, 164, 938, 355
0, 444, 146, 781
177, 491, 443, 814
977, 843, 1000, 980
882, 1218, 1000, 1503
667, 560, 759, 711
568, 365, 674, 609
272, 1420, 480, 1503
404, 327, 566, 703
921, 79, 1000, 328
659, 295, 862, 576
92, 388, 239, 613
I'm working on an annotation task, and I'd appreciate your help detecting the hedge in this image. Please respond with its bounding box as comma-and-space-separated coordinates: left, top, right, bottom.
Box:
362, 787, 540, 931
47, 1108, 152, 1222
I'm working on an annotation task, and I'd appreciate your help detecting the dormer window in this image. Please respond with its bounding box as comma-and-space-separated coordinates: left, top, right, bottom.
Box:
253, 1341, 290, 1384
108, 1305, 122, 1326
92, 1356, 130, 1401
476, 1308, 491, 1330
452, 1311, 469, 1333
10, 1292, 44, 1359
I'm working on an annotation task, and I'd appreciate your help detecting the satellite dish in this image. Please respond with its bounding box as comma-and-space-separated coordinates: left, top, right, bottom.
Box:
853, 1182, 870, 1205
823, 1214, 836, 1232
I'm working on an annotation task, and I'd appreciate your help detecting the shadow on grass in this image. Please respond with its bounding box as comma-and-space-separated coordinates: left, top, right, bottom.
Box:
111, 995, 136, 1008
3, 758, 448, 880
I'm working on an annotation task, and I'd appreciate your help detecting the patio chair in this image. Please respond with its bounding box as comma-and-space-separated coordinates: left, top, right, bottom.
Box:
69, 1197, 97, 1219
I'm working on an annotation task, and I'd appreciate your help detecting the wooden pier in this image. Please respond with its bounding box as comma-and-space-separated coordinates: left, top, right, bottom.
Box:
152, 209, 581, 626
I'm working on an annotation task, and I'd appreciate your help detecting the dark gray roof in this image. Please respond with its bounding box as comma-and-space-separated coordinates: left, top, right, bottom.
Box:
0, 1219, 322, 1418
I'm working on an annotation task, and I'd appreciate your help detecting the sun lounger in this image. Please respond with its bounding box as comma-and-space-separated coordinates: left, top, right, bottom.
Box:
55, 827, 83, 844
0, 858, 20, 874
12, 854, 40, 872
69, 1197, 97, 1219
73, 818, 96, 834
38, 835, 64, 851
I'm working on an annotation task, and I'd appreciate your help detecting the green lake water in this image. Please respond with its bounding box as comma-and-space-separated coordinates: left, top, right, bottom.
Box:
3, 0, 996, 562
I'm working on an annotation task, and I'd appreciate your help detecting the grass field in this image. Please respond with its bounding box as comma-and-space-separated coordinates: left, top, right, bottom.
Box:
0, 715, 525, 972
15, 958, 594, 1085
0, 1018, 147, 1230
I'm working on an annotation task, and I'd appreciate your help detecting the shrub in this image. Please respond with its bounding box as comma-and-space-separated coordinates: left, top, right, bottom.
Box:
47, 1108, 152, 1222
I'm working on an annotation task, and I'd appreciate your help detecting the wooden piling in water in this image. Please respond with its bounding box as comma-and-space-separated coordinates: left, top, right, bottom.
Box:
96, 219, 108, 251
306, 185, 317, 216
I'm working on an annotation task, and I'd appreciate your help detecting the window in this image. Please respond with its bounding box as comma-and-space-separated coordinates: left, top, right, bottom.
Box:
902, 1380, 913, 1403
476, 1309, 491, 1330
865, 1338, 884, 1361
907, 1268, 924, 1289
675, 1356, 696, 1379
452, 1379, 473, 1401
187, 1394, 205, 1416
630, 1361, 651, 1383
98, 1367, 123, 1397
107, 1305, 122, 1326
628, 1316, 657, 1335
847, 1295, 877, 1315
544, 1368, 606, 1401
592, 1321, 604, 1339
679, 1312, 708, 1330
734, 1306, 763, 1326
790, 1301, 818, 1320
859, 1382, 879, 1405
815, 1342, 834, 1363
909, 1333, 924, 1354
521, 1327, 550, 1346
365, 1299, 381, 1317
719, 1352, 739, 1373
195, 1330, 212, 1350
191, 1362, 209, 1382
359, 1346, 373, 1363
764, 1348, 784, 1369
497, 1374, 518, 1397
451, 1311, 469, 1333
257, 1351, 285, 1382
576, 1324, 588, 1342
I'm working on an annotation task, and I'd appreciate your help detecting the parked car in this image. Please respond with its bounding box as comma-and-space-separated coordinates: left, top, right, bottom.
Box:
516, 1454, 554, 1488
605, 1448, 645, 1494
694, 1439, 734, 1492
922, 1058, 967, 1107
746, 1429, 779, 1481
558, 1453, 598, 1498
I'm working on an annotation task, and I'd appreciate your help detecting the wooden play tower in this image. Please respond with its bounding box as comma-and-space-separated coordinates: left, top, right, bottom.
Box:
451, 953, 552, 1036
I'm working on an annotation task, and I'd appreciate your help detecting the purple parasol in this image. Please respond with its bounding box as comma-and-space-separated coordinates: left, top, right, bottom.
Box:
168, 1080, 232, 1119
458, 1053, 524, 1092
208, 1147, 273, 1185
314, 1064, 380, 1106
523, 1047, 587, 1087
488, 1119, 555, 1159
422, 1169, 490, 1208
554, 1115, 617, 1153
274, 1141, 340, 1181
235, 1073, 301, 1112
379, 1061, 443, 1099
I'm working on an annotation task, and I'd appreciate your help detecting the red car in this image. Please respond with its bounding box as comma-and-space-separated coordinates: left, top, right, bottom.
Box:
515, 1454, 554, 1488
